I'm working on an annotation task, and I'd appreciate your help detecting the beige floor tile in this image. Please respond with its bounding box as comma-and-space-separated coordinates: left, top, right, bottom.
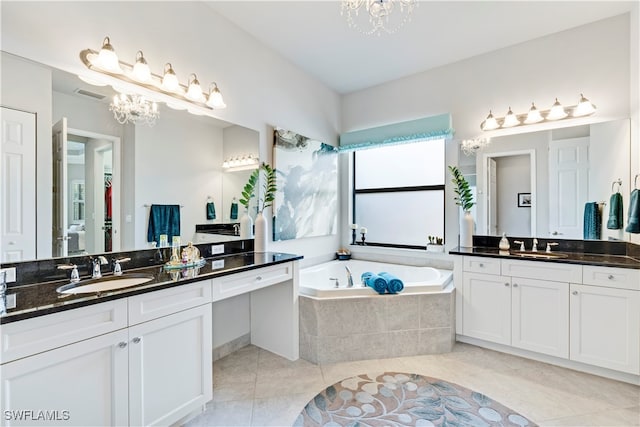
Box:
252, 393, 314, 426
254, 366, 325, 399
183, 400, 253, 427
540, 405, 640, 426
212, 381, 256, 403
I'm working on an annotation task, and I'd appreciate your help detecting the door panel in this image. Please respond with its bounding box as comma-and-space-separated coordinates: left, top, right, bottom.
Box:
52, 118, 68, 257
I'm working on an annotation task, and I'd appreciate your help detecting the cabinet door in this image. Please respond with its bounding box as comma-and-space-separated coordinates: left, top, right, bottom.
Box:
512, 278, 569, 358
128, 304, 213, 426
570, 284, 640, 374
462, 273, 511, 345
1, 330, 128, 427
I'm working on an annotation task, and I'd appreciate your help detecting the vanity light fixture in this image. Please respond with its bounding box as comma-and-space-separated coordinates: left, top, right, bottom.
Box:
79, 36, 227, 120
480, 94, 596, 131
222, 154, 259, 171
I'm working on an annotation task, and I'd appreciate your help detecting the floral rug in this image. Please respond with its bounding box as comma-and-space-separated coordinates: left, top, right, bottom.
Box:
294, 372, 537, 427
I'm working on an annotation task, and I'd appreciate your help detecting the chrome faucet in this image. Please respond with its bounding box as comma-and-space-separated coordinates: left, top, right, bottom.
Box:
0, 270, 7, 315
92, 256, 108, 279
513, 240, 526, 251
532, 238, 539, 252
345, 266, 354, 288
546, 242, 559, 253
58, 263, 80, 282
112, 257, 131, 276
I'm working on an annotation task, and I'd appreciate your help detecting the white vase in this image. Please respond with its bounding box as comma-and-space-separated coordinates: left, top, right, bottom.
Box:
239, 210, 253, 239
460, 210, 474, 248
254, 211, 267, 252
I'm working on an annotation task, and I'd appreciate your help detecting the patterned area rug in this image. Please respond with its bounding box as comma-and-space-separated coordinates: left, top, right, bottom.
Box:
295, 372, 537, 427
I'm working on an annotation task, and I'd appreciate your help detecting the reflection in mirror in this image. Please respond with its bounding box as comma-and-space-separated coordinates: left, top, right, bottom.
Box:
463, 119, 631, 241
0, 52, 259, 261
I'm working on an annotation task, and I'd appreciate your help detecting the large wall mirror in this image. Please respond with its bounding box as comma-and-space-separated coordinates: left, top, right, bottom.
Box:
459, 118, 632, 242
1, 52, 259, 262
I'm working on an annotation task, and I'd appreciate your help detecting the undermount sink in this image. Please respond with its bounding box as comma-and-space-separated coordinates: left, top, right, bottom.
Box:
56, 273, 155, 295
511, 251, 569, 259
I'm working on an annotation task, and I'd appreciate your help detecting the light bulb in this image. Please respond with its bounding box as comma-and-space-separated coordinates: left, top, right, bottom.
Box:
132, 51, 151, 82
162, 63, 180, 92
502, 107, 520, 127
524, 103, 543, 124
96, 37, 121, 73
546, 98, 567, 120
481, 110, 499, 131
206, 83, 227, 109
574, 94, 596, 117
186, 74, 203, 101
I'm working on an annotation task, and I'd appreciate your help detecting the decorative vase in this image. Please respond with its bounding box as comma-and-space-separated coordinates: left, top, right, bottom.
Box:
239, 210, 253, 239
254, 211, 267, 252
460, 210, 474, 248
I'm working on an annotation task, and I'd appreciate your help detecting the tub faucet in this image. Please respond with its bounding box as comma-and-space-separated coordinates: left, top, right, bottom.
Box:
92, 256, 108, 279
345, 266, 354, 288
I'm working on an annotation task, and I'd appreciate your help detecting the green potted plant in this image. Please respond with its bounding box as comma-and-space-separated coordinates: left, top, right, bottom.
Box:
427, 235, 444, 252
448, 165, 475, 247
239, 163, 277, 251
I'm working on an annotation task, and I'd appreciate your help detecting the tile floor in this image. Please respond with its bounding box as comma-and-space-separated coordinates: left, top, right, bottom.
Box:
184, 343, 640, 427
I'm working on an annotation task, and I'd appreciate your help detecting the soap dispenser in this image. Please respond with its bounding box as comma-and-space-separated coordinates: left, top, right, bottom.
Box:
499, 233, 510, 251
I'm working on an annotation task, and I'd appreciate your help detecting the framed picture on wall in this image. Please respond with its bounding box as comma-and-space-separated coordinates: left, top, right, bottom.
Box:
518, 192, 532, 207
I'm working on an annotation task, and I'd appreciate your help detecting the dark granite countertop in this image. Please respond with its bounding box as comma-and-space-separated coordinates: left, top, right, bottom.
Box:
1, 252, 302, 324
449, 246, 640, 269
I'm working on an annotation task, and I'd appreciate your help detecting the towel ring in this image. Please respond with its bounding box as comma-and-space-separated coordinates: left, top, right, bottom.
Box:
612, 179, 622, 193
635, 174, 639, 189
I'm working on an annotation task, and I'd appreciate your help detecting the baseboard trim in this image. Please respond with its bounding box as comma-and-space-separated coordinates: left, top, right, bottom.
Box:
213, 333, 251, 361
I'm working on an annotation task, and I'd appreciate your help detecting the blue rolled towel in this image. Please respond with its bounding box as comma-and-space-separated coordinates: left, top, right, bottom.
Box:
379, 272, 404, 294
626, 189, 640, 233
361, 272, 387, 294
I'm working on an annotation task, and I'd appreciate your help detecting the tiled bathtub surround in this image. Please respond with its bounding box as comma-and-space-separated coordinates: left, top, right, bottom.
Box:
300, 289, 455, 364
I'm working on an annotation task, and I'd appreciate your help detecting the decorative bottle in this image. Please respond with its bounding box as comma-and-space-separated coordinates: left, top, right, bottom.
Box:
499, 233, 510, 251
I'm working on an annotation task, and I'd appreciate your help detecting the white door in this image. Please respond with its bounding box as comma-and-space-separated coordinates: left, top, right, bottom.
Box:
0, 329, 129, 427
52, 118, 68, 257
128, 304, 213, 426
570, 283, 640, 374
511, 277, 569, 358
548, 137, 589, 239
462, 272, 511, 345
487, 158, 498, 235
0, 107, 36, 262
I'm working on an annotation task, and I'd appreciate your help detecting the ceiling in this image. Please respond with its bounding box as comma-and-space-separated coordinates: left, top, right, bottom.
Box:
205, 1, 635, 94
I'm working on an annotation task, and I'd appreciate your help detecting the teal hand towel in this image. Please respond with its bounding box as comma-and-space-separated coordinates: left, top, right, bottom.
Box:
230, 202, 238, 220
361, 272, 387, 294
379, 272, 404, 294
606, 193, 623, 230
583, 202, 601, 240
626, 189, 640, 233
147, 204, 181, 243
206, 201, 216, 220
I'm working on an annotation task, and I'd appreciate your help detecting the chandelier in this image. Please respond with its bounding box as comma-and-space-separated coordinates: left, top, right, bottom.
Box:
341, 0, 418, 35
461, 138, 491, 156
109, 93, 159, 126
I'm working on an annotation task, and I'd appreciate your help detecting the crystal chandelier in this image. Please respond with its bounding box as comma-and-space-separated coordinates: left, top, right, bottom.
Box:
341, 0, 418, 35
109, 93, 159, 126
461, 138, 490, 156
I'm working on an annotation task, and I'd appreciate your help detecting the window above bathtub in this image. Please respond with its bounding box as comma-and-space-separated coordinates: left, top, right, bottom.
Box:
352, 139, 446, 249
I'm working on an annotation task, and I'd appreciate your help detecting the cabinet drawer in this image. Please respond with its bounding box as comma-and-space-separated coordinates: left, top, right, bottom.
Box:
1, 299, 128, 364
213, 262, 293, 302
582, 266, 640, 291
463, 256, 501, 275
128, 280, 212, 325
501, 259, 581, 283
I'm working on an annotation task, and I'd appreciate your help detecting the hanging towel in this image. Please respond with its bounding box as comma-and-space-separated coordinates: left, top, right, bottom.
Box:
147, 204, 181, 244
583, 202, 601, 240
230, 201, 238, 220
625, 189, 640, 233
206, 201, 216, 220
606, 192, 623, 230
379, 272, 404, 294
361, 272, 387, 295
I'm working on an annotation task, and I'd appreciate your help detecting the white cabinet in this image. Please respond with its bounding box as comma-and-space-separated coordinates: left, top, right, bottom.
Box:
129, 304, 212, 426
1, 329, 129, 426
570, 283, 640, 374
462, 272, 511, 345
512, 278, 569, 358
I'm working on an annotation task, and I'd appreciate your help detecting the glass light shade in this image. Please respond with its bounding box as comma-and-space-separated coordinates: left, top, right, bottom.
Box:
166, 101, 187, 111
96, 37, 121, 73
502, 107, 520, 128
546, 98, 567, 120
162, 63, 180, 92
524, 103, 543, 124
132, 51, 151, 82
481, 111, 499, 131
574, 94, 596, 117
186, 74, 203, 101
206, 83, 227, 109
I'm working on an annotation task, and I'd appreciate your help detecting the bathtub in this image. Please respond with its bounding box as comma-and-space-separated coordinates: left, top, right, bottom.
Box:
300, 259, 452, 298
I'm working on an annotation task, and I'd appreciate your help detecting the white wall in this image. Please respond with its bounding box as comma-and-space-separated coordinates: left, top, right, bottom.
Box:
1, 0, 342, 265
342, 13, 636, 251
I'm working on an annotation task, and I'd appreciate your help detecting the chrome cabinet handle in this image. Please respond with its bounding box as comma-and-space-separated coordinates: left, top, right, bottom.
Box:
478, 263, 484, 268
513, 283, 518, 287
132, 337, 141, 344
256, 276, 262, 281
504, 283, 510, 287
608, 275, 614, 280
572, 291, 578, 295
118, 342, 127, 348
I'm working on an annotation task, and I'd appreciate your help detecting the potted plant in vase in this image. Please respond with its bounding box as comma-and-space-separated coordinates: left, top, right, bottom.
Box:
448, 165, 475, 248
239, 162, 277, 252
427, 235, 444, 252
